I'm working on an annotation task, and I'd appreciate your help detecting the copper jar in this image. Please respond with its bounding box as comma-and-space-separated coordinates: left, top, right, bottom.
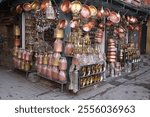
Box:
16, 59, 21, 69
48, 52, 53, 66
37, 65, 42, 74
25, 61, 30, 71
21, 60, 25, 70
13, 47, 18, 57
58, 71, 66, 82
25, 51, 31, 61
17, 49, 22, 59
52, 66, 59, 80
21, 50, 26, 60
47, 66, 52, 78
43, 53, 48, 65
41, 65, 47, 76
54, 28, 64, 39
14, 37, 20, 47
64, 42, 74, 55
59, 57, 67, 71
14, 25, 20, 36
38, 54, 43, 65
52, 53, 61, 66
54, 39, 63, 52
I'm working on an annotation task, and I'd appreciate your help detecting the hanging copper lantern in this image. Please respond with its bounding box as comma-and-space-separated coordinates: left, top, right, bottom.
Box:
46, 0, 55, 19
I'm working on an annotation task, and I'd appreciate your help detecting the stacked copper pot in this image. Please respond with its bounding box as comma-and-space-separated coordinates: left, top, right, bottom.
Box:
13, 48, 32, 71
36, 52, 67, 83
107, 39, 117, 63
95, 28, 104, 43
14, 25, 21, 48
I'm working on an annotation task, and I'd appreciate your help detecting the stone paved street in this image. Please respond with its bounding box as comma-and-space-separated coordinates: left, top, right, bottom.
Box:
0, 55, 150, 100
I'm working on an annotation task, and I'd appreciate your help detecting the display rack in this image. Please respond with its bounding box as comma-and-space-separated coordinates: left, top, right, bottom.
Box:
36, 73, 67, 92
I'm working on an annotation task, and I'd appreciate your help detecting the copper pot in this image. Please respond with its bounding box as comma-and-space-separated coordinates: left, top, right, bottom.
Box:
58, 19, 68, 29
108, 38, 115, 43
60, 0, 71, 13
107, 52, 116, 56
80, 5, 91, 19
16, 5, 22, 14
89, 5, 97, 17
107, 58, 116, 62
23, 3, 32, 12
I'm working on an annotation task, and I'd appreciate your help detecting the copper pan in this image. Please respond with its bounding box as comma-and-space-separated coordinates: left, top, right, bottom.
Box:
58, 19, 68, 29
60, 0, 71, 13
99, 22, 104, 29
31, 0, 40, 10
109, 11, 120, 23
106, 20, 113, 26
83, 23, 92, 32
104, 8, 110, 17
70, 19, 79, 29
80, 5, 91, 19
16, 5, 22, 14
40, 0, 48, 12
23, 3, 32, 12
97, 10, 102, 18
88, 20, 95, 28
89, 5, 97, 17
